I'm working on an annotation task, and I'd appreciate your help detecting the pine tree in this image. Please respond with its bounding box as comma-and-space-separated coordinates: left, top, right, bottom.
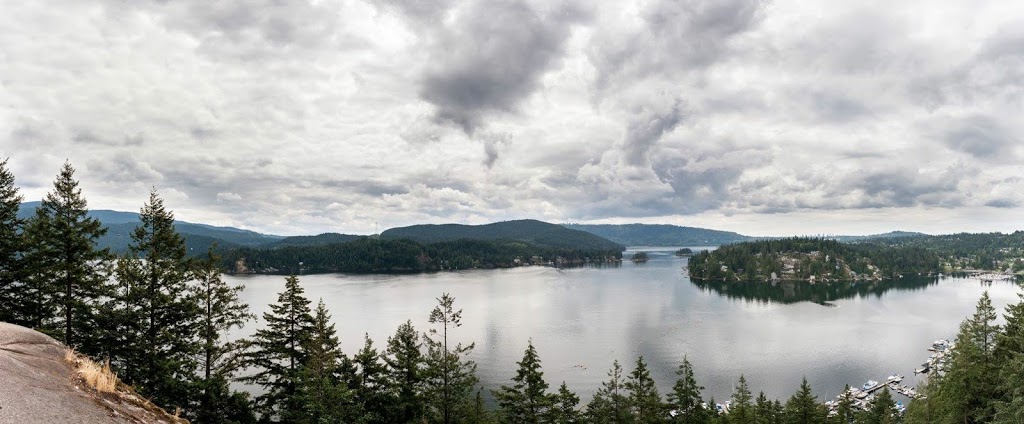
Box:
547, 381, 582, 424
385, 319, 426, 423
832, 385, 856, 424
0, 158, 25, 324
17, 209, 56, 329
494, 339, 551, 423
586, 359, 631, 423
729, 375, 755, 424
668, 356, 711, 424
32, 162, 112, 351
243, 275, 315, 422
858, 389, 898, 424
993, 291, 1024, 423
626, 356, 664, 423
192, 248, 256, 422
353, 334, 390, 424
423, 293, 478, 424
111, 190, 200, 411
292, 300, 354, 424
784, 378, 825, 424
189, 247, 256, 423
756, 391, 778, 424
931, 291, 1000, 423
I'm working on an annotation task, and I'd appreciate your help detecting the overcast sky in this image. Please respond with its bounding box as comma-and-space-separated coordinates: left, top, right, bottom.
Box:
2, 0, 1023, 236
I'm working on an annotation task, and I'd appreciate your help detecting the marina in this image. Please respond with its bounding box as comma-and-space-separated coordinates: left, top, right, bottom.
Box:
823, 338, 953, 416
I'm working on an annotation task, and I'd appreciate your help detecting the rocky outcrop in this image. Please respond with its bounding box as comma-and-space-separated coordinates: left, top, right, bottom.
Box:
0, 322, 186, 424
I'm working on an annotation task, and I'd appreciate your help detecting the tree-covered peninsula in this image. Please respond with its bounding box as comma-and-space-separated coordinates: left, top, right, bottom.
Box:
688, 238, 941, 282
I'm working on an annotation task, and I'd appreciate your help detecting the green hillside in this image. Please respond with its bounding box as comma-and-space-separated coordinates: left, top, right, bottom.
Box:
564, 223, 750, 246
273, 232, 363, 247
382, 219, 624, 251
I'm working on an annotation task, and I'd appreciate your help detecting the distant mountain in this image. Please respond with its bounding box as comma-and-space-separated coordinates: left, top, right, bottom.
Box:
833, 231, 928, 242
273, 233, 363, 247
564, 223, 751, 247
381, 219, 625, 251
17, 202, 283, 254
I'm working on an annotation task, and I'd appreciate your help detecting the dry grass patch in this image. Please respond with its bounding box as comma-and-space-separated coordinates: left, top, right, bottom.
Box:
64, 349, 118, 393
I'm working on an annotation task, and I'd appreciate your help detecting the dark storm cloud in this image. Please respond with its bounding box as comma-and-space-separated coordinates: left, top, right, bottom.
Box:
416, 0, 592, 134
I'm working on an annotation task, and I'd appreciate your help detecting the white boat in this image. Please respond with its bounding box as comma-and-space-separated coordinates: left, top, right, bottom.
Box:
862, 380, 879, 391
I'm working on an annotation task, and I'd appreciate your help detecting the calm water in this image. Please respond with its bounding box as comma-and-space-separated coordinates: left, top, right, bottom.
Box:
225, 247, 1022, 403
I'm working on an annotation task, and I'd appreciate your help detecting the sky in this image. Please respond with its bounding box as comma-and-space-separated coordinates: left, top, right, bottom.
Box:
2, 0, 1023, 237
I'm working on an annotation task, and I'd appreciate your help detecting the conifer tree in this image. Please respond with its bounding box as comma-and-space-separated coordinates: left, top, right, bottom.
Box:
993, 292, 1024, 423
784, 378, 825, 424
112, 190, 200, 410
16, 209, 55, 329
729, 375, 755, 424
626, 356, 664, 423
756, 391, 778, 424
495, 339, 551, 423
0, 158, 25, 324
192, 248, 256, 423
423, 293, 478, 424
669, 356, 710, 424
32, 162, 112, 351
547, 381, 582, 424
832, 385, 856, 424
243, 275, 315, 421
292, 300, 354, 424
858, 389, 898, 424
930, 291, 1000, 423
586, 359, 630, 423
353, 334, 391, 423
385, 319, 426, 423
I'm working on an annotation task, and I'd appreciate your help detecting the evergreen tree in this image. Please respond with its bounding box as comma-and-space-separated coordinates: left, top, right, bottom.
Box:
784, 378, 825, 424
32, 162, 112, 351
547, 381, 582, 424
832, 386, 856, 424
494, 339, 551, 423
729, 375, 755, 424
755, 391, 778, 424
0, 158, 25, 324
668, 356, 711, 424
930, 291, 1000, 423
385, 320, 426, 423
585, 359, 631, 423
423, 293, 478, 424
111, 190, 200, 411
16, 209, 56, 330
857, 389, 898, 424
292, 300, 354, 424
353, 334, 390, 424
243, 275, 315, 422
626, 356, 664, 423
993, 292, 1024, 423
191, 248, 256, 422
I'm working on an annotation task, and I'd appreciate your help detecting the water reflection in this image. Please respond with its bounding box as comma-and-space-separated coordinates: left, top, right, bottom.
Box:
691, 277, 941, 306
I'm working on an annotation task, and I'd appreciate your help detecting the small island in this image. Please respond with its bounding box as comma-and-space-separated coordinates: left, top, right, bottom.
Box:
674, 248, 693, 256
631, 251, 649, 263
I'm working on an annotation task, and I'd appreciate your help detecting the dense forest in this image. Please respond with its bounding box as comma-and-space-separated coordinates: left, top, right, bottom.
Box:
687, 238, 942, 282
221, 237, 623, 274
3, 160, 1024, 424
865, 232, 1024, 273
382, 220, 625, 252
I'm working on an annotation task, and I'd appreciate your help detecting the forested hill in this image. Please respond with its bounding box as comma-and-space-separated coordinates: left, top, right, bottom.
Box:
564, 223, 751, 246
17, 201, 284, 253
688, 237, 941, 282
381, 219, 625, 251
272, 232, 362, 247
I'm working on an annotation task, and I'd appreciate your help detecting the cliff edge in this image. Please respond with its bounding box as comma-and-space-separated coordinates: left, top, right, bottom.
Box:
0, 322, 186, 424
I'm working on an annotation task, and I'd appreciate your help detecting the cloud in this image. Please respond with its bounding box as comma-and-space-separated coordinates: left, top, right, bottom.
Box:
3, 0, 1024, 236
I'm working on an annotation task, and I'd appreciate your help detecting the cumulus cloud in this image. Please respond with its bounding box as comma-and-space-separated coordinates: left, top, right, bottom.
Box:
2, 0, 1024, 236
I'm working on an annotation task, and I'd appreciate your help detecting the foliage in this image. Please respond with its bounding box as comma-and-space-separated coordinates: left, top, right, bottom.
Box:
423, 293, 478, 424
494, 340, 551, 423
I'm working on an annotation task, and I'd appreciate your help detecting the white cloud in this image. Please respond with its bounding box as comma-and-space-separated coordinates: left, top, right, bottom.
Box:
3, 0, 1024, 236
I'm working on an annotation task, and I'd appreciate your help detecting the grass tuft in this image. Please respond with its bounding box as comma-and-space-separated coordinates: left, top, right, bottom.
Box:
65, 349, 118, 393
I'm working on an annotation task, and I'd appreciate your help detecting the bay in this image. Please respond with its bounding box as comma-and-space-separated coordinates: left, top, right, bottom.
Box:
226, 247, 1021, 403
